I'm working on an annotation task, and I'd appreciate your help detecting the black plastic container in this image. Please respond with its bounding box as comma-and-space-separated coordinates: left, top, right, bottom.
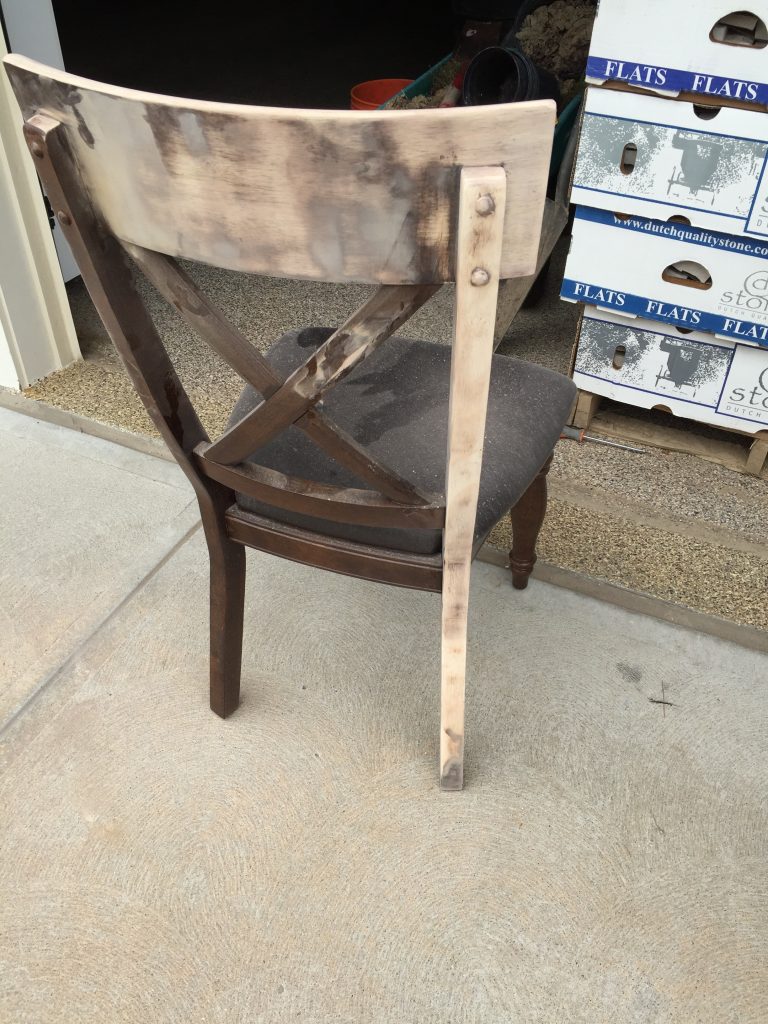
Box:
462, 45, 560, 105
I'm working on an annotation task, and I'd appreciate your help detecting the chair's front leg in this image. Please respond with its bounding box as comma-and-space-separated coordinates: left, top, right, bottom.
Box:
509, 452, 553, 590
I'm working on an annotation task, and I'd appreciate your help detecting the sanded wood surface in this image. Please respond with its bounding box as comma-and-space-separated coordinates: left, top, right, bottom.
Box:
493, 116, 576, 345
509, 455, 553, 590
127, 245, 430, 504
205, 284, 438, 466
440, 166, 507, 791
4, 54, 554, 284
21, 116, 210, 478
195, 444, 445, 529
493, 197, 568, 345
571, 390, 603, 431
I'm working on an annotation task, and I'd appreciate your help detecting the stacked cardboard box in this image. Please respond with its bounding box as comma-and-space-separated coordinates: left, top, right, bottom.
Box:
560, 0, 768, 435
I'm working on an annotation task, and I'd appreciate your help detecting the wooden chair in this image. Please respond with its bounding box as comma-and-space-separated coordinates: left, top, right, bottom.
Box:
4, 55, 576, 789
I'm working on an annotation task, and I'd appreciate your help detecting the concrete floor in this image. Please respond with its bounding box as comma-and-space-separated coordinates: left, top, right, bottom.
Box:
21, 239, 768, 631
2, 408, 767, 1022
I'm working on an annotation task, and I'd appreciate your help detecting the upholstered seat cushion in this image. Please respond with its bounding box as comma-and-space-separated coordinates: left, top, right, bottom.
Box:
227, 329, 576, 555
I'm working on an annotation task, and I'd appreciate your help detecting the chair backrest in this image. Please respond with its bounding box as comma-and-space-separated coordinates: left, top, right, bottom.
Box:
4, 55, 554, 284
3, 55, 555, 565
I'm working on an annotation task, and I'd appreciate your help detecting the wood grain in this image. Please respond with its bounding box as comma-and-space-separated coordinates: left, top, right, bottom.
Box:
509, 454, 553, 590
207, 489, 246, 719
204, 283, 438, 466
440, 166, 507, 791
574, 391, 768, 479
19, 113, 248, 720
195, 443, 445, 529
493, 198, 568, 345
127, 245, 431, 504
493, 113, 577, 345
225, 508, 444, 593
4, 54, 554, 284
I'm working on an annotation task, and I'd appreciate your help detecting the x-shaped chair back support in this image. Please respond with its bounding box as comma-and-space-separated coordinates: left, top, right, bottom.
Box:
127, 246, 444, 523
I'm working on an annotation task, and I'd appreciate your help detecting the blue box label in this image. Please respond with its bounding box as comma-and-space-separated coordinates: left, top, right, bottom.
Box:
562, 277, 768, 347
586, 56, 768, 105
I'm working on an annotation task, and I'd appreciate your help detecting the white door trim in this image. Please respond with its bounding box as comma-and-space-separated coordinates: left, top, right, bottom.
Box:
0, 23, 79, 389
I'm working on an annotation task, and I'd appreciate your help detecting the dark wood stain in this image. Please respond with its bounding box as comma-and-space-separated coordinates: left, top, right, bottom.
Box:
509, 455, 553, 590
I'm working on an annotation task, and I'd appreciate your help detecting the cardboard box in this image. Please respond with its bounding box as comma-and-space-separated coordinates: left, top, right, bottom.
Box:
572, 87, 768, 238
561, 206, 768, 347
586, 1, 768, 107
573, 307, 768, 433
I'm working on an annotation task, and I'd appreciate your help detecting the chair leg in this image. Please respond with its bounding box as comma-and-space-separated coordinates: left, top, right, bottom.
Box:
207, 527, 246, 718
439, 163, 507, 791
440, 559, 471, 791
509, 453, 553, 591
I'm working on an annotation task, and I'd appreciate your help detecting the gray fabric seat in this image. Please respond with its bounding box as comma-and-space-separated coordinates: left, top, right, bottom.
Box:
228, 328, 576, 555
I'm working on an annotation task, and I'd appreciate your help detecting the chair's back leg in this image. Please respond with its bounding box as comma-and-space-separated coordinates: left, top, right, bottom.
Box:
440, 166, 507, 791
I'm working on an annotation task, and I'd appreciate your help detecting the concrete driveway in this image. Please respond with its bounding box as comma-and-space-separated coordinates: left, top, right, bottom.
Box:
1, 407, 766, 1023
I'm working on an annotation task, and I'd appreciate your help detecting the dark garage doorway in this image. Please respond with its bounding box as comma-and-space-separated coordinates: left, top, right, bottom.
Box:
51, 1, 456, 108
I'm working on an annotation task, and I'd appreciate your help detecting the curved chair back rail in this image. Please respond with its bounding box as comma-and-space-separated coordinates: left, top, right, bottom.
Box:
4, 54, 554, 284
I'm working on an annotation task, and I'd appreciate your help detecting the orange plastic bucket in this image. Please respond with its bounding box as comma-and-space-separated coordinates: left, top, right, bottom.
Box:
350, 78, 414, 110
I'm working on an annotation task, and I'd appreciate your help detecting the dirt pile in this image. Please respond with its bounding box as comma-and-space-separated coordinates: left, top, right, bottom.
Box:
386, 0, 597, 110
517, 0, 596, 104
386, 60, 461, 109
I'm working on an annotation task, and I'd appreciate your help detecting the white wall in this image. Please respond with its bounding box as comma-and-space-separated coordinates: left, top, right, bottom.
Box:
0, 296, 20, 390
2, 0, 79, 281
2, 0, 63, 65
0, 29, 79, 389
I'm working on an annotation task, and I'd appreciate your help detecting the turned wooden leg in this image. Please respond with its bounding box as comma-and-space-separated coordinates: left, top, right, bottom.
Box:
509, 453, 552, 591
206, 527, 246, 718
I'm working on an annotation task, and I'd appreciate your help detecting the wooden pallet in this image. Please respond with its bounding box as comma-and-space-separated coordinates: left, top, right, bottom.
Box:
571, 390, 768, 478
